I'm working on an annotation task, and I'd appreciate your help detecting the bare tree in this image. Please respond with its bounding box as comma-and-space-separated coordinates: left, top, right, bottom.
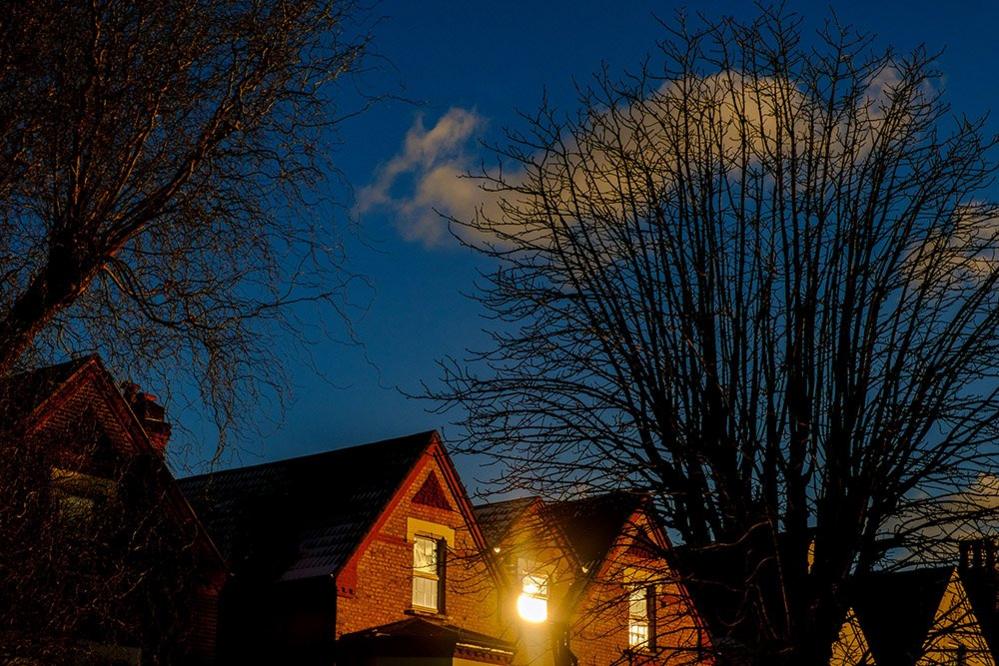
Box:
431, 9, 999, 664
0, 0, 367, 442
0, 411, 216, 664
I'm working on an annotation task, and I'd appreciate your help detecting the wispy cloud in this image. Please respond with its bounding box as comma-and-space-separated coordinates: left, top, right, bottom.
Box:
355, 108, 497, 247
360, 69, 915, 251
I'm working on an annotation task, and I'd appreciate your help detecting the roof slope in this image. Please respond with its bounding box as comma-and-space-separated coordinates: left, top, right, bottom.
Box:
961, 567, 999, 657
0, 356, 95, 427
178, 431, 435, 581
544, 491, 645, 569
850, 567, 953, 666
472, 496, 537, 548
338, 616, 514, 653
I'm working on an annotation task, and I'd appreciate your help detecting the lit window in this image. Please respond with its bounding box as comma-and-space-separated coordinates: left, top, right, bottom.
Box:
516, 558, 549, 623
50, 467, 112, 526
629, 585, 656, 650
412, 535, 444, 612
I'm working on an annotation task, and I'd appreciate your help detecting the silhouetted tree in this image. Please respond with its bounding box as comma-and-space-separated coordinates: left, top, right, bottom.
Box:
431, 9, 999, 664
0, 414, 212, 664
0, 0, 367, 439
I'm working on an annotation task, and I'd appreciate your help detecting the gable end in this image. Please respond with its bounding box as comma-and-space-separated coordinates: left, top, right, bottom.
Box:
412, 471, 454, 511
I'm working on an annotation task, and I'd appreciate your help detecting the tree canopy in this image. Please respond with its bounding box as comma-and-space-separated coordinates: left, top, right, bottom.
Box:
0, 0, 366, 444
432, 10, 999, 663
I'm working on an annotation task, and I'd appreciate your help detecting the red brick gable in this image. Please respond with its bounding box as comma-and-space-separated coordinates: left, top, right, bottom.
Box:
2, 357, 227, 662
16, 359, 221, 561
568, 501, 713, 664
334, 434, 501, 643
412, 471, 454, 511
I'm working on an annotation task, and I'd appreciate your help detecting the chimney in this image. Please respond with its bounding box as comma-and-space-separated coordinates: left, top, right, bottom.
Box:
121, 382, 172, 455
958, 537, 999, 579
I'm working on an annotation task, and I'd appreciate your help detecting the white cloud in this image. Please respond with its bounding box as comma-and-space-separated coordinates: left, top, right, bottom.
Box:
355, 108, 495, 247
360, 68, 918, 251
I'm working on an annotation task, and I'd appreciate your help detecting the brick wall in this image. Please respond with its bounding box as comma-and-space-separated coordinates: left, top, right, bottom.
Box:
335, 451, 500, 640
491, 505, 582, 666
569, 510, 711, 666
26, 364, 226, 664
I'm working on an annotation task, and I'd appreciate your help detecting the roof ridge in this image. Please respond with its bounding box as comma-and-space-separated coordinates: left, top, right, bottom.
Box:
0, 354, 98, 380
472, 495, 538, 509
180, 429, 437, 483
547, 488, 648, 509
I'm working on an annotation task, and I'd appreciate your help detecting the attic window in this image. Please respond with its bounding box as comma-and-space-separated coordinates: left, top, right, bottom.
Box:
516, 558, 549, 623
628, 585, 656, 651
50, 467, 114, 526
412, 535, 446, 612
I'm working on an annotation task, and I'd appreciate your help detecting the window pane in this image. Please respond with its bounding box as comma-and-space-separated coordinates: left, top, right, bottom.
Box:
413, 536, 438, 574
55, 491, 95, 523
629, 587, 648, 620
629, 586, 651, 648
629, 621, 649, 647
412, 535, 440, 611
412, 575, 438, 610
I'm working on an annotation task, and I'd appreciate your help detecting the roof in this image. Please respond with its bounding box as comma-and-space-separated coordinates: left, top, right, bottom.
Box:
960, 566, 999, 657
850, 567, 953, 666
0, 356, 96, 427
472, 496, 538, 548
338, 616, 513, 654
0, 356, 226, 574
543, 490, 646, 568
178, 431, 436, 581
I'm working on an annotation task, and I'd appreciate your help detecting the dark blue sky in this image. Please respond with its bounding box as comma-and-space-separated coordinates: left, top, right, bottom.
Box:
175, 1, 999, 483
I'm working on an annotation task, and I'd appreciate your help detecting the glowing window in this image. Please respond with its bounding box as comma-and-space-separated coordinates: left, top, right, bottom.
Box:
412, 535, 444, 611
516, 558, 549, 623
628, 585, 656, 650
50, 467, 112, 527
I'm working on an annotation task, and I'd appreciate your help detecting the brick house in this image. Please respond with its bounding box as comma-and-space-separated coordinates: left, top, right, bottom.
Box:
475, 492, 712, 665
179, 430, 512, 665
473, 497, 583, 665
0, 357, 224, 664
845, 560, 998, 666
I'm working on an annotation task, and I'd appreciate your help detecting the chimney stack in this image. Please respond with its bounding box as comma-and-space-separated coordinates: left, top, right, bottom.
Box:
121, 382, 171, 455
958, 538, 999, 577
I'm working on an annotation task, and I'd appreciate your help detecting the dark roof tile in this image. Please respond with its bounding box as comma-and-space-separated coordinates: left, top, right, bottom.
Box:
178, 431, 435, 581
850, 566, 953, 666
472, 497, 537, 548
544, 491, 645, 569
0, 356, 97, 426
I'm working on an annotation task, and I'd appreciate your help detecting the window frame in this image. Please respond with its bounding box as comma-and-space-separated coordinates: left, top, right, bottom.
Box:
516, 557, 550, 623
50, 467, 114, 527
628, 583, 657, 652
411, 533, 446, 613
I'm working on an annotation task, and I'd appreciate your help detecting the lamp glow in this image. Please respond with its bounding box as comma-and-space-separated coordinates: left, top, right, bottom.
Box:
516, 593, 548, 623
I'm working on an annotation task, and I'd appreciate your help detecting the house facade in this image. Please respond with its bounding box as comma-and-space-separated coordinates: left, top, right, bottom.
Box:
180, 431, 511, 665
182, 434, 713, 666
473, 492, 712, 666
845, 559, 998, 666
11, 358, 999, 665
0, 357, 224, 665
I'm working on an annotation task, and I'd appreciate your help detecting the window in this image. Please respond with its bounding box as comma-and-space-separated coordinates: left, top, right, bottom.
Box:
412, 535, 445, 612
956, 643, 968, 666
628, 585, 656, 651
50, 467, 113, 527
516, 558, 549, 623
